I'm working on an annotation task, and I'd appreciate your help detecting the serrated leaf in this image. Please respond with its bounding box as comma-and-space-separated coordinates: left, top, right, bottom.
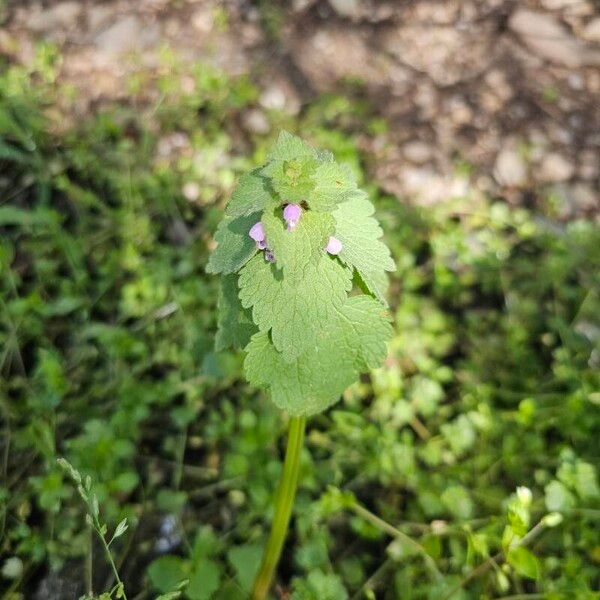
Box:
215, 275, 256, 351
262, 154, 318, 202
262, 208, 334, 273
244, 329, 355, 415
267, 130, 317, 162
335, 295, 393, 369
244, 296, 392, 416
308, 161, 357, 212
238, 253, 352, 362
332, 192, 395, 303
226, 169, 276, 218
206, 212, 260, 275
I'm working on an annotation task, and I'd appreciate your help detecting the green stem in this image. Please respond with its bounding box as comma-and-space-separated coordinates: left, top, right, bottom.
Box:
252, 416, 306, 600
86, 524, 93, 596
97, 525, 127, 600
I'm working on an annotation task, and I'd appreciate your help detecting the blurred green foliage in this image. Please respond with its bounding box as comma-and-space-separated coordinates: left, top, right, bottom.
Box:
1, 45, 599, 599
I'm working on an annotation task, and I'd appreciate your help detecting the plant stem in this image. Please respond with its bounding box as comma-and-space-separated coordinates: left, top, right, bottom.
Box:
442, 519, 548, 600
97, 525, 128, 600
348, 500, 443, 582
251, 416, 306, 600
86, 524, 93, 596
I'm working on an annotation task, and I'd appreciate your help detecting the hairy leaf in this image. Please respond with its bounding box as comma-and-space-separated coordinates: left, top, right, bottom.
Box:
262, 207, 334, 273
262, 154, 318, 203
244, 296, 392, 415
238, 253, 352, 362
226, 169, 276, 217
206, 212, 260, 275
332, 192, 396, 303
215, 274, 256, 351
308, 161, 357, 212
267, 130, 317, 162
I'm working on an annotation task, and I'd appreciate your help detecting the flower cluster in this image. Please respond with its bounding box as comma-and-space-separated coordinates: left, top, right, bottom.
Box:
248, 203, 342, 263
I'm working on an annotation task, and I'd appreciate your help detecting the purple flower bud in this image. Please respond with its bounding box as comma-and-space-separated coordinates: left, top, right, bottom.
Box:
283, 204, 302, 231
249, 221, 265, 242
256, 239, 267, 250
326, 236, 343, 255
265, 250, 275, 263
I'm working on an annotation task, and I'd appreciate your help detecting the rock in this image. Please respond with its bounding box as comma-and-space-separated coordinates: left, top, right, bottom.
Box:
403, 141, 433, 164
494, 147, 528, 187
242, 109, 270, 135
382, 25, 494, 86
582, 18, 600, 42
291, 27, 398, 90
27, 1, 81, 33
541, 0, 594, 15
327, 0, 395, 22
394, 167, 468, 205
577, 150, 598, 180
182, 182, 200, 202
292, 0, 318, 11
329, 0, 362, 19
191, 7, 214, 33
87, 5, 113, 32
95, 16, 160, 57
550, 183, 598, 218
260, 86, 286, 111
509, 9, 600, 67
539, 153, 575, 182
568, 72, 585, 90
568, 183, 598, 213
259, 79, 301, 115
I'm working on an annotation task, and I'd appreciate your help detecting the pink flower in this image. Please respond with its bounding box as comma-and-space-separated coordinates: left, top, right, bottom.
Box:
283, 204, 302, 231
325, 236, 343, 255
249, 221, 265, 243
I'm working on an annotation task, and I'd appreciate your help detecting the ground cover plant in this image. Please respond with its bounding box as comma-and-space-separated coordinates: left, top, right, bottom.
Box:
1, 45, 599, 600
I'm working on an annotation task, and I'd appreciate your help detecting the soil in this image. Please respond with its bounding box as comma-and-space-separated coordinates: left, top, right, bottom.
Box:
1, 0, 598, 217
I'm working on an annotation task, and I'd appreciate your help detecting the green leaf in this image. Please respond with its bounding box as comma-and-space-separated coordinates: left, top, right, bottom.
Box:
267, 130, 317, 162
206, 212, 260, 275
262, 154, 318, 203
308, 161, 357, 212
226, 544, 263, 592
226, 169, 276, 218
191, 526, 219, 563
332, 192, 395, 303
148, 556, 188, 594
336, 295, 394, 369
186, 560, 221, 600
238, 253, 352, 362
261, 131, 320, 201
110, 518, 128, 543
244, 329, 349, 415
215, 274, 256, 351
507, 546, 540, 580
244, 296, 392, 415
544, 480, 576, 512
441, 486, 473, 520
574, 462, 600, 500
292, 570, 348, 600
156, 489, 188, 512
261, 207, 334, 274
